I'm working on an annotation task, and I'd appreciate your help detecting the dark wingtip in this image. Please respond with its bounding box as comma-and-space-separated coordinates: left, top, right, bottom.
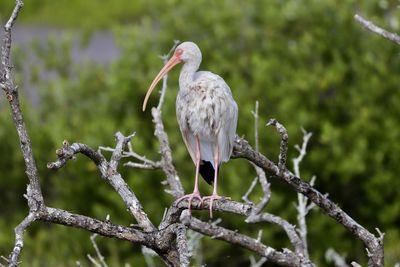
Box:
199, 161, 218, 185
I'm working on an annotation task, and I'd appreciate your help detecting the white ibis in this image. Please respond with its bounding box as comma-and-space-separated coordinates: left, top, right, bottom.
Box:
143, 41, 238, 218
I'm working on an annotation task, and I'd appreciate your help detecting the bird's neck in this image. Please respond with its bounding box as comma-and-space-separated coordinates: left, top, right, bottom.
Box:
179, 59, 200, 90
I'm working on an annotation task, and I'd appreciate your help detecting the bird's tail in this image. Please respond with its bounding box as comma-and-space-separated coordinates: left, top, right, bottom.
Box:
199, 160, 219, 185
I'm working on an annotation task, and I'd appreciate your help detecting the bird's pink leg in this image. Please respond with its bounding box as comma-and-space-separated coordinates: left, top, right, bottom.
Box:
176, 136, 202, 215
202, 145, 229, 218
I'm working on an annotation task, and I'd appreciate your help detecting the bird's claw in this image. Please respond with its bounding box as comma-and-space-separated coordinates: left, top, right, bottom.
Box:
202, 194, 229, 218
176, 191, 203, 216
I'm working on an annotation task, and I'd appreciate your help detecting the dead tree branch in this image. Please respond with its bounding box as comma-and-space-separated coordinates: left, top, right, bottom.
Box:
267, 118, 288, 173
180, 211, 305, 267
354, 14, 400, 45
293, 128, 313, 258
232, 137, 384, 266
48, 134, 155, 232
1, 0, 44, 213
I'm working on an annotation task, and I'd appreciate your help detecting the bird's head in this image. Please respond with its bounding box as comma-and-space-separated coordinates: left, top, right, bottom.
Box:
175, 42, 202, 63
142, 41, 202, 111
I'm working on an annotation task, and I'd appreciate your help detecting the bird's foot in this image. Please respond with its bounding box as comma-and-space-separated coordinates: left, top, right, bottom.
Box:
175, 191, 203, 216
202, 194, 230, 218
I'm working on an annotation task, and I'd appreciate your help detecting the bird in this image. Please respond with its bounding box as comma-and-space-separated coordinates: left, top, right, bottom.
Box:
143, 41, 238, 218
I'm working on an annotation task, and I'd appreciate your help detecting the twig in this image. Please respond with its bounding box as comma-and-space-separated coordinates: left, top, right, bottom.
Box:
293, 128, 312, 179
243, 101, 269, 205
8, 213, 36, 267
242, 177, 258, 203
1, 0, 23, 84
109, 132, 133, 170
292, 128, 313, 258
354, 14, 400, 45
325, 248, 349, 267
251, 101, 260, 152
87, 254, 101, 267
90, 234, 108, 267
100, 133, 164, 170
124, 161, 161, 170
252, 163, 271, 214
100, 139, 162, 170
246, 213, 304, 255
267, 119, 288, 173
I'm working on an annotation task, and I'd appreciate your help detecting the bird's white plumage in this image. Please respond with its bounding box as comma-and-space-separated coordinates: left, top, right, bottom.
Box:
176, 69, 238, 168
144, 41, 238, 217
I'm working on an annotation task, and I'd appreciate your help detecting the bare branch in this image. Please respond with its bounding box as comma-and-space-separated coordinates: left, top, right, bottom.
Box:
293, 128, 313, 258
173, 224, 190, 267
109, 132, 134, 170
244, 113, 305, 258
293, 128, 312, 179
48, 136, 155, 232
232, 136, 384, 266
151, 107, 184, 197
246, 213, 304, 255
42, 207, 150, 244
124, 161, 161, 170
251, 101, 260, 152
90, 234, 108, 267
1, 0, 44, 212
252, 164, 271, 214
1, 0, 23, 83
100, 140, 162, 170
8, 213, 36, 267
325, 248, 349, 267
267, 119, 288, 172
180, 211, 307, 267
242, 176, 258, 204
87, 254, 101, 267
243, 101, 268, 205
354, 14, 400, 45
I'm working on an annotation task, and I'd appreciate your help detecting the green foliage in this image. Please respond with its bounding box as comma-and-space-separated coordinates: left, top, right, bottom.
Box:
1, 0, 400, 266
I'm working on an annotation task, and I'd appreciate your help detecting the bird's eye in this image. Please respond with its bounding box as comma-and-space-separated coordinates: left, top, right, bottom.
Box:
175, 48, 183, 56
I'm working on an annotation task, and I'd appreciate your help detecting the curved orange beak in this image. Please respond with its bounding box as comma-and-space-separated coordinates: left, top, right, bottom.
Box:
142, 55, 182, 111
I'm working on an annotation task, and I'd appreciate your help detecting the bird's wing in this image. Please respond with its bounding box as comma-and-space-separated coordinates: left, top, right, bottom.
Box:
176, 92, 197, 165
182, 129, 197, 164
218, 89, 238, 163
196, 72, 238, 163
177, 71, 238, 165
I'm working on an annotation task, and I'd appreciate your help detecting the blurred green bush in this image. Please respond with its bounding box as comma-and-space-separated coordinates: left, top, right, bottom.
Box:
0, 0, 399, 266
